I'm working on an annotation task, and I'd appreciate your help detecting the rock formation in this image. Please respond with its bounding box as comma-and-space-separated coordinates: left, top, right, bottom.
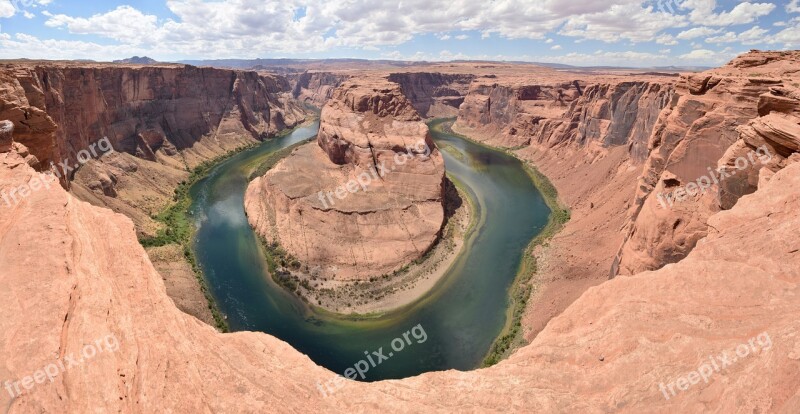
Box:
454, 75, 675, 151
290, 71, 350, 108
616, 50, 800, 275
0, 120, 12, 153
245, 77, 445, 280
0, 62, 311, 327
386, 72, 474, 118
0, 62, 309, 235
441, 52, 800, 343
2, 109, 800, 412
0, 63, 307, 173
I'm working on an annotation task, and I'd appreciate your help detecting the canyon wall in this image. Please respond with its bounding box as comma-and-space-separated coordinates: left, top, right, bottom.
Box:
617, 51, 800, 275
0, 64, 307, 174
245, 77, 446, 280
452, 52, 800, 281
448, 52, 800, 340
2, 108, 799, 412
450, 73, 678, 338
0, 63, 309, 236
0, 63, 311, 327
454, 76, 675, 151
387, 72, 474, 118
290, 71, 350, 108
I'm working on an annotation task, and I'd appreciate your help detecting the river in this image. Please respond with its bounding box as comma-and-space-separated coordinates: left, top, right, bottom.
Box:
190, 119, 550, 381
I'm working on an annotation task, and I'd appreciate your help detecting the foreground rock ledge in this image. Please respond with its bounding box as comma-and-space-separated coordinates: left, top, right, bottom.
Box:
1, 126, 799, 411
245, 77, 446, 280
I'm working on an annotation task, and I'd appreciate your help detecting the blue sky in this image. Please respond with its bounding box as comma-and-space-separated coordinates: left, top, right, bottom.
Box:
0, 0, 798, 66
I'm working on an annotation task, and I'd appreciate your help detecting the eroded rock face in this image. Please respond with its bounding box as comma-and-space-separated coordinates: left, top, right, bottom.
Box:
2, 124, 800, 412
454, 76, 674, 152
0, 62, 309, 235
246, 78, 445, 280
0, 64, 307, 172
616, 50, 800, 275
290, 71, 350, 108
0, 120, 12, 153
387, 72, 474, 118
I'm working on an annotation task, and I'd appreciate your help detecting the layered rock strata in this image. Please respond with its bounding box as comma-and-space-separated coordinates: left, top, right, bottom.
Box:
454, 76, 674, 152
0, 62, 310, 326
449, 52, 800, 341
616, 51, 800, 275
450, 72, 677, 340
290, 71, 350, 108
246, 77, 445, 280
0, 63, 308, 235
387, 72, 474, 118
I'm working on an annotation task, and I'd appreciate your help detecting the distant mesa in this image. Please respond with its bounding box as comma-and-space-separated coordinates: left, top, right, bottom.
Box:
113, 56, 158, 65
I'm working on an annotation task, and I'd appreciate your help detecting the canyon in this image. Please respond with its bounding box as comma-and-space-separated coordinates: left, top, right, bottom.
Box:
0, 50, 799, 412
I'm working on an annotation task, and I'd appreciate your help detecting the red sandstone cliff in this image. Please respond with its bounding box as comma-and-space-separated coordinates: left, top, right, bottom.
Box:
0, 62, 309, 236
387, 72, 474, 118
443, 53, 800, 342
245, 77, 446, 280
617, 51, 800, 275
448, 52, 800, 281
291, 71, 350, 108
0, 63, 307, 173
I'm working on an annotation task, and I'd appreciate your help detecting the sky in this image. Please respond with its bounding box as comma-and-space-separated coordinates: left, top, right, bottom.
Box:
0, 0, 798, 67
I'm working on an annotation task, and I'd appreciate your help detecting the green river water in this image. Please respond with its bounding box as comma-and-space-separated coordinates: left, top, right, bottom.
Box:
190, 119, 550, 381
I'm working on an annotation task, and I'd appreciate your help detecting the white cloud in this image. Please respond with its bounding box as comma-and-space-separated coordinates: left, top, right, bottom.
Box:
768, 21, 800, 47
788, 0, 800, 13
679, 47, 738, 63
559, 4, 687, 43
656, 34, 678, 45
706, 26, 768, 45
551, 44, 562, 50
45, 6, 158, 44
23, 11, 35, 19
0, 0, 779, 64
681, 0, 776, 26
33, 0, 692, 53
0, 0, 14, 18
676, 26, 721, 39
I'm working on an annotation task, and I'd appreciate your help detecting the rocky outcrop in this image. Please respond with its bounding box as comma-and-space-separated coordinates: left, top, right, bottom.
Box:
0, 120, 12, 152
387, 72, 474, 118
246, 77, 445, 280
2, 118, 800, 412
290, 71, 349, 108
616, 51, 800, 275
